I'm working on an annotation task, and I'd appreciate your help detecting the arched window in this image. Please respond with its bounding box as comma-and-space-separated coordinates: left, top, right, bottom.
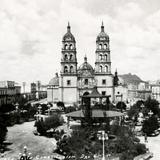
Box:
69, 44, 73, 49
100, 66, 103, 72
70, 54, 73, 60
84, 79, 88, 85
104, 44, 107, 49
99, 44, 102, 49
100, 54, 103, 60
64, 44, 68, 50
64, 54, 68, 60
70, 66, 74, 73
105, 66, 108, 73
104, 54, 107, 61
64, 66, 68, 73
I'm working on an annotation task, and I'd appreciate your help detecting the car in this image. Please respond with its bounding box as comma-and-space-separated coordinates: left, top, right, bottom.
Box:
148, 130, 159, 136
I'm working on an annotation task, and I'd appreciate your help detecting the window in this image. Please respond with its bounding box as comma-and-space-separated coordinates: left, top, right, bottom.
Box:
70, 66, 74, 73
64, 54, 68, 60
105, 66, 108, 73
104, 44, 107, 49
67, 80, 71, 86
69, 44, 73, 49
70, 54, 73, 60
99, 44, 102, 49
102, 91, 106, 95
102, 79, 106, 85
100, 66, 103, 72
84, 79, 88, 85
64, 44, 68, 49
64, 66, 68, 73
100, 54, 103, 60
105, 54, 107, 61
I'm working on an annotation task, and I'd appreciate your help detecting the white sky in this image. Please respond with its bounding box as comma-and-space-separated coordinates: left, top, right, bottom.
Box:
0, 0, 160, 86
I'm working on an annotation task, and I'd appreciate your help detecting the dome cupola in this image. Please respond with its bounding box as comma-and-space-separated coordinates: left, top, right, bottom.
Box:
78, 56, 94, 76
96, 22, 109, 42
48, 73, 59, 86
63, 22, 75, 42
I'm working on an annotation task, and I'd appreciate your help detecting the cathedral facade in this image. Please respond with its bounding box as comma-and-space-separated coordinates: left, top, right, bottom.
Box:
47, 23, 115, 104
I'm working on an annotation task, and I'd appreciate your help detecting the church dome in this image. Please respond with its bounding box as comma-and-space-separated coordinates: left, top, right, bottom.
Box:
78, 56, 94, 76
96, 22, 109, 42
62, 23, 75, 42
48, 73, 59, 86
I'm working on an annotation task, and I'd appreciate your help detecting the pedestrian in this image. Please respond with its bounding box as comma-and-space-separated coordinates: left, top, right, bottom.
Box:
144, 133, 148, 143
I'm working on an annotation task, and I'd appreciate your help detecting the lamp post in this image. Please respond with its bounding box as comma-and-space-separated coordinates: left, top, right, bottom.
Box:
38, 105, 42, 115
19, 146, 32, 160
15, 102, 20, 123
15, 102, 19, 111
97, 130, 108, 160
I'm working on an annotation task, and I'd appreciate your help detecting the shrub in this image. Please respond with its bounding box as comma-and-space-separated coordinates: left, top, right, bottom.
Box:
45, 114, 64, 130
64, 106, 76, 113
35, 114, 64, 136
35, 119, 47, 136
0, 114, 8, 147
116, 102, 127, 111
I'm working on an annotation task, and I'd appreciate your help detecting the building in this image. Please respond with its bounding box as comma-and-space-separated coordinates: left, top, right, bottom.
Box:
149, 80, 160, 102
116, 73, 151, 103
0, 81, 21, 106
31, 81, 47, 100
48, 23, 116, 104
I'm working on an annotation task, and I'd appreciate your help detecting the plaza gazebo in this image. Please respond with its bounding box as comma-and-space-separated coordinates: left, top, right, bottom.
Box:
66, 86, 124, 127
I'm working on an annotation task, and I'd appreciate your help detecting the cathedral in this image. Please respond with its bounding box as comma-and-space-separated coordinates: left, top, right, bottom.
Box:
47, 22, 117, 104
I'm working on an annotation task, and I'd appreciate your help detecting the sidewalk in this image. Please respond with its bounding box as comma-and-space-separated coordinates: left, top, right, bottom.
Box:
138, 134, 160, 160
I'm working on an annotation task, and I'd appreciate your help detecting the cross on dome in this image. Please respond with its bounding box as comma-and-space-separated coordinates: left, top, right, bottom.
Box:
101, 21, 104, 32
84, 55, 87, 62
67, 22, 71, 32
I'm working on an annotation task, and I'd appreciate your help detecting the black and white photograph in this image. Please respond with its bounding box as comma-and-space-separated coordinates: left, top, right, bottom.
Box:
0, 0, 160, 159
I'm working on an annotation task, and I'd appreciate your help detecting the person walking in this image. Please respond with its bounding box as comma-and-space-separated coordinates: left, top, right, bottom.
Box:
144, 133, 148, 143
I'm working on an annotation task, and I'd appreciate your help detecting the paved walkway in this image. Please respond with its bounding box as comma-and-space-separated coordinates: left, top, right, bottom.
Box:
3, 121, 57, 159
138, 134, 160, 160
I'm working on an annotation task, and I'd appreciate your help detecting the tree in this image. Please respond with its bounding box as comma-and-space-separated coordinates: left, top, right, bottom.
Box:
57, 101, 65, 111
41, 104, 49, 114
142, 116, 159, 135
144, 97, 160, 116
127, 100, 145, 121
55, 125, 147, 159
0, 114, 8, 148
127, 104, 139, 121
55, 127, 100, 159
0, 104, 15, 113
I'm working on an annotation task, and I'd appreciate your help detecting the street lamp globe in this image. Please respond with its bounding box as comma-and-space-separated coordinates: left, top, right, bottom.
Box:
148, 110, 153, 117
97, 130, 108, 160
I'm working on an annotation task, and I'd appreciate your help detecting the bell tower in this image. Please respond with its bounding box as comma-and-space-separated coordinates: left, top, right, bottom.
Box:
94, 22, 114, 101
61, 22, 77, 75
59, 23, 78, 103
95, 22, 111, 74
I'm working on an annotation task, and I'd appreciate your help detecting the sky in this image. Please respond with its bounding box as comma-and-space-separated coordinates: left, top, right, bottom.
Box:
0, 0, 160, 87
